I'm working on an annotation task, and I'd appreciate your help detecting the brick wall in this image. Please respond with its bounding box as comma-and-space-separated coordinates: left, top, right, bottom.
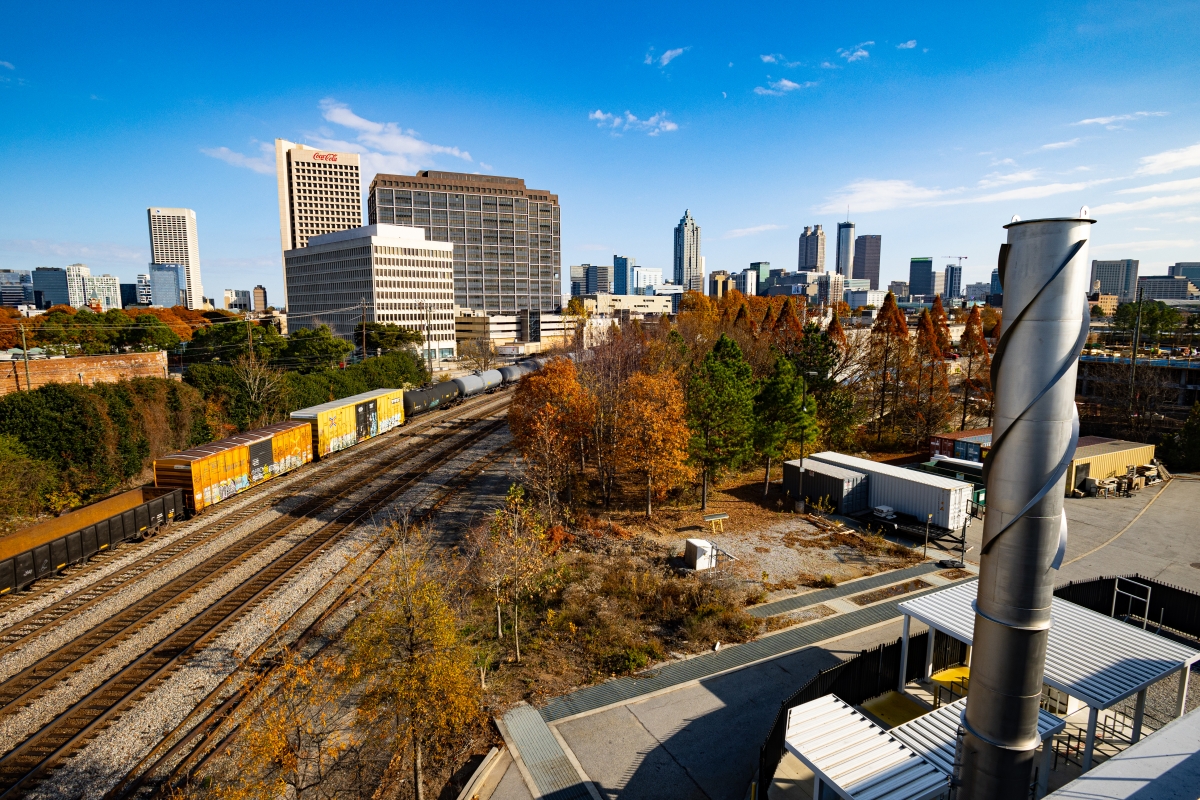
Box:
1, 351, 169, 395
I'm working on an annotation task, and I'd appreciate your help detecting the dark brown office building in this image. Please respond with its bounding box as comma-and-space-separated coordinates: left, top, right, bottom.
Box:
853, 234, 881, 290
367, 171, 561, 314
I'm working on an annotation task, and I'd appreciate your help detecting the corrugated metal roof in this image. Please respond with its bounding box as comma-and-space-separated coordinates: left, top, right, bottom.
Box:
784, 695, 948, 800
809, 452, 973, 491
747, 563, 942, 619
290, 388, 402, 417
799, 458, 869, 482
890, 698, 1065, 775
931, 428, 992, 443
1073, 439, 1154, 461
501, 704, 591, 800
898, 581, 1200, 709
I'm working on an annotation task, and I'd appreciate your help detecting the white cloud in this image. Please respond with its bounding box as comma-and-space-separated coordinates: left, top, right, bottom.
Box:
838, 41, 874, 62
1074, 111, 1168, 126
977, 169, 1040, 188
760, 54, 777, 63
1041, 138, 1080, 150
201, 143, 275, 174
1117, 176, 1200, 194
759, 53, 802, 67
1091, 192, 1200, 215
724, 224, 786, 239
817, 179, 956, 213
589, 109, 678, 136
0, 61, 14, 70
990, 157, 1018, 166
753, 78, 817, 96
309, 99, 472, 175
819, 61, 838, 69
659, 47, 686, 66
0, 238, 146, 262
1135, 142, 1200, 175
896, 40, 917, 49
965, 180, 1108, 204
1090, 239, 1197, 253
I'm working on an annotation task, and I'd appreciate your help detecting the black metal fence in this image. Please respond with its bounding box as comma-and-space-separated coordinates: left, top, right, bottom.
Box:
1055, 574, 1200, 645
758, 630, 968, 798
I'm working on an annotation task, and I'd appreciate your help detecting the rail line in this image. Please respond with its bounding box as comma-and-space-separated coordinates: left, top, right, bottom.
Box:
0, 389, 511, 618
0, 391, 512, 640
0, 407, 510, 797
108, 443, 514, 800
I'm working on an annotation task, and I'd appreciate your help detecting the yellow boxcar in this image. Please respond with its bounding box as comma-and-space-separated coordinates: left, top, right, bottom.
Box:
290, 388, 405, 458
154, 419, 313, 513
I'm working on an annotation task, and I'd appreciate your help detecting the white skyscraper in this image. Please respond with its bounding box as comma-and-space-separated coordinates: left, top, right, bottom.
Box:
147, 208, 204, 309
64, 263, 90, 308
83, 274, 121, 311
836, 221, 855, 277
136, 274, 153, 305
674, 210, 703, 293
276, 139, 363, 309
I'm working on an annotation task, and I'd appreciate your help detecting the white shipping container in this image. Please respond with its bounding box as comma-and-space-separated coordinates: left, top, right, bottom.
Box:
807, 451, 972, 530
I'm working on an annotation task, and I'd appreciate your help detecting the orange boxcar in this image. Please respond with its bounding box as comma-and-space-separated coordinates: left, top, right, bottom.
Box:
154, 420, 313, 513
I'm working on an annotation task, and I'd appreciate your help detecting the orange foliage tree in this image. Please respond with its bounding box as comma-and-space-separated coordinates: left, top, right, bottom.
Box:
617, 372, 691, 517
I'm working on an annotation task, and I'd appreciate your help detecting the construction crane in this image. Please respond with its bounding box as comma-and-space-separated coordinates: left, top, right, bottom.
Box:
943, 256, 968, 266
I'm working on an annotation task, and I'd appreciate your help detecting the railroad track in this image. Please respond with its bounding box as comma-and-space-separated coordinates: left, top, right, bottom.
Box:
0, 390, 511, 619
0, 407, 510, 797
108, 443, 515, 800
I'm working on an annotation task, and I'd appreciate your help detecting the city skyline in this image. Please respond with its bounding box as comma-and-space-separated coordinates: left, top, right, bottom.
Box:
2, 1, 1199, 306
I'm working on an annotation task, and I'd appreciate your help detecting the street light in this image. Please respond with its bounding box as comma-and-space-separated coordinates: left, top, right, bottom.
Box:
800, 370, 818, 459
924, 513, 932, 559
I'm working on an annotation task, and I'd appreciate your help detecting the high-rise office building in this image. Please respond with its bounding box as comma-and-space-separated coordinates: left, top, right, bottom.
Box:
149, 264, 188, 308
817, 272, 844, 307
836, 221, 855, 277
367, 170, 560, 315
83, 274, 121, 311
888, 280, 909, 298
613, 255, 636, 295
1090, 259, 1139, 302
798, 226, 825, 272
944, 263, 963, 299
225, 289, 252, 312
733, 268, 758, 297
285, 224, 455, 359
909, 257, 935, 297
709, 270, 732, 300
852, 235, 881, 290
137, 274, 153, 305
32, 267, 70, 308
147, 208, 203, 309
749, 262, 771, 295
253, 285, 268, 312
674, 210, 703, 292
569, 265, 586, 297
1169, 262, 1200, 286
584, 264, 612, 295
631, 266, 663, 295
276, 140, 363, 309
61, 263, 91, 308
1137, 275, 1198, 300
0, 270, 33, 307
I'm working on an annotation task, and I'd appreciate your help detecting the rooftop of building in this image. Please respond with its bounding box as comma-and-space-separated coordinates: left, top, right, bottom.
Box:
291, 224, 445, 251
367, 170, 557, 202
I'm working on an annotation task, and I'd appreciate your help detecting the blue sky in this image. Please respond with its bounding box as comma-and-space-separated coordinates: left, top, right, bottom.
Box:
2, 1, 1199, 305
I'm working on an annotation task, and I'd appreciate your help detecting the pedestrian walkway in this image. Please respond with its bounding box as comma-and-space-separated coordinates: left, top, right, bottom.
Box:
538, 570, 977, 723
499, 704, 592, 800
746, 562, 943, 618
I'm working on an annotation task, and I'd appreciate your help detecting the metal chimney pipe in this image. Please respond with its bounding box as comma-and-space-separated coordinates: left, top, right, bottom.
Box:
959, 213, 1094, 799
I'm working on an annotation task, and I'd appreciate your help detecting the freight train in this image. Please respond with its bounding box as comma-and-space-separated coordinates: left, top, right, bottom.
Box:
0, 357, 550, 595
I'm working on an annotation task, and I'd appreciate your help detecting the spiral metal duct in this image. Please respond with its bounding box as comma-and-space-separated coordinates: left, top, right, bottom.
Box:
959, 214, 1094, 799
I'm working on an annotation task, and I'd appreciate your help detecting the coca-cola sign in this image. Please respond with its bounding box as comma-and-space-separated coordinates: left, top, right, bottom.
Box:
312, 153, 339, 162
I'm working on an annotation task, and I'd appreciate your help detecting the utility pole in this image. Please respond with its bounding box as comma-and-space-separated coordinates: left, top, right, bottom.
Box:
360, 298, 368, 363
1128, 285, 1144, 426
424, 302, 434, 377
245, 313, 254, 365
19, 324, 31, 391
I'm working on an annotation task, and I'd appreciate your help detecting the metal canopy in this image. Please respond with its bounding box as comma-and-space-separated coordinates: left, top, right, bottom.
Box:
898, 580, 1200, 710
890, 698, 1065, 775
784, 695, 948, 800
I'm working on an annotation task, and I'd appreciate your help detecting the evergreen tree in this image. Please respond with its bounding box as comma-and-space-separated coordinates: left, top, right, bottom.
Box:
1161, 402, 1200, 472
686, 334, 756, 510
754, 354, 816, 496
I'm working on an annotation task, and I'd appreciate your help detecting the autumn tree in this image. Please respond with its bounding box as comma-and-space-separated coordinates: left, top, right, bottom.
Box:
507, 357, 592, 516
617, 372, 691, 516
458, 336, 499, 372
576, 327, 643, 506
686, 334, 756, 510
345, 522, 483, 800
867, 293, 911, 442
930, 295, 952, 355
753, 354, 816, 496
904, 309, 954, 446
771, 297, 805, 358
958, 305, 991, 430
